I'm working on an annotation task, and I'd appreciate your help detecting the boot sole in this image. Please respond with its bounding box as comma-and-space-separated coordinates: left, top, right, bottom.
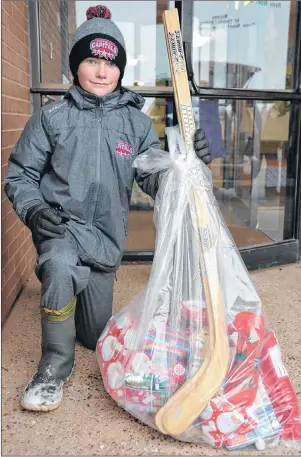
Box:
20, 366, 74, 412
20, 398, 62, 412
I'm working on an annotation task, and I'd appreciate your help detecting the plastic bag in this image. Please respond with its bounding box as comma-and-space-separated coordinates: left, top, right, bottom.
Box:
96, 126, 301, 450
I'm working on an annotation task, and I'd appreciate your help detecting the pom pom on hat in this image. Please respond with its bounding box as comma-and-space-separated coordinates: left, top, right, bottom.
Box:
69, 4, 126, 84
86, 5, 112, 20
71, 4, 125, 52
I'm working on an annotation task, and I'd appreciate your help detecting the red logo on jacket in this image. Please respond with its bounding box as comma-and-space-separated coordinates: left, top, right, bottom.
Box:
90, 38, 118, 60
116, 141, 133, 158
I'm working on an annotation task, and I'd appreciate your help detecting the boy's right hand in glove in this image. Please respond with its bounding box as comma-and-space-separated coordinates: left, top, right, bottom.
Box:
26, 204, 70, 242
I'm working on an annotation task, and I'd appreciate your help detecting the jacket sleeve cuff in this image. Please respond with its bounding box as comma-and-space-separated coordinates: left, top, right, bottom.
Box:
19, 201, 50, 226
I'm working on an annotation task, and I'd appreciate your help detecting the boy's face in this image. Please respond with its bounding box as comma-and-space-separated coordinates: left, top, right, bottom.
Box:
78, 58, 121, 97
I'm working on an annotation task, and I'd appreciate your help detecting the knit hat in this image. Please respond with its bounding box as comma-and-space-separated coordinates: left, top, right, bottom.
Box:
69, 5, 127, 84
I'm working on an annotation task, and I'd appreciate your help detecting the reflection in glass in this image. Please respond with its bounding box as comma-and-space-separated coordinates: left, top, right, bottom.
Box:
38, 0, 296, 251
40, 0, 175, 87
201, 99, 291, 246
41, 93, 294, 251
127, 99, 294, 251
193, 0, 296, 90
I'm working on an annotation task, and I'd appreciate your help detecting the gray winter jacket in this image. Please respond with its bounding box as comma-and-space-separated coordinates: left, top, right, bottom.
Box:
4, 85, 161, 271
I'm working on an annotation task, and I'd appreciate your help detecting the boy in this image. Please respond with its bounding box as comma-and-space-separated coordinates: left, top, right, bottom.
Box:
4, 5, 211, 412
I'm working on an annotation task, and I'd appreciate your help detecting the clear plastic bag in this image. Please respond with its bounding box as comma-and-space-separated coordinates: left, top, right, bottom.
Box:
96, 126, 301, 450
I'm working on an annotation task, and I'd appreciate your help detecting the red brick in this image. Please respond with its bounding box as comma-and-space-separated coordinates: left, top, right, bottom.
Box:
1, 274, 21, 308
24, 257, 35, 275
3, 220, 25, 246
6, 11, 27, 43
9, 129, 23, 145
1, 78, 30, 101
39, 0, 62, 84
2, 228, 17, 256
12, 1, 28, 27
8, 237, 19, 260
15, 231, 23, 252
1, 131, 10, 147
1, 163, 8, 183
1, 145, 13, 165
1, 247, 10, 270
2, 113, 30, 130
1, 299, 11, 322
12, 238, 28, 268
41, 8, 61, 44
16, 217, 24, 231
1, 26, 29, 59
20, 238, 29, 258
1, 182, 7, 201
2, 196, 13, 218
1, 129, 23, 149
2, 257, 15, 284
1, 6, 10, 28
2, 43, 30, 74
2, 95, 30, 115
42, 2, 60, 37
17, 227, 25, 245
1, 242, 11, 270
1, 0, 35, 323
2, 209, 17, 236
14, 254, 27, 278
2, 61, 30, 87
14, 220, 24, 239
1, 237, 35, 322
1, 0, 77, 323
2, 1, 13, 16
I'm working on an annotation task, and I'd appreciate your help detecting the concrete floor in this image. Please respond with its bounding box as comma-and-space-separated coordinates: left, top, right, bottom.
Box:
2, 263, 301, 456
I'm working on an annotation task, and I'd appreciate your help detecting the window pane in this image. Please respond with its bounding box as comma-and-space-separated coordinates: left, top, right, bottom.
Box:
199, 98, 295, 246
40, 0, 175, 86
126, 96, 173, 251
41, 94, 296, 249
193, 0, 297, 90
128, 98, 295, 251
39, 0, 75, 84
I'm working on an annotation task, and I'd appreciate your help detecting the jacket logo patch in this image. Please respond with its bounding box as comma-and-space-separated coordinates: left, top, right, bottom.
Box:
90, 38, 118, 60
116, 141, 133, 158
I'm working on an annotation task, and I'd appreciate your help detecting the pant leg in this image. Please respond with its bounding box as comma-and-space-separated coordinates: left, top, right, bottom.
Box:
35, 233, 91, 310
75, 268, 115, 350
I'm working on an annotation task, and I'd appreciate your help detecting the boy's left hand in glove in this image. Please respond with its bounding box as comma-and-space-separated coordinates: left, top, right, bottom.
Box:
26, 204, 71, 242
193, 128, 211, 165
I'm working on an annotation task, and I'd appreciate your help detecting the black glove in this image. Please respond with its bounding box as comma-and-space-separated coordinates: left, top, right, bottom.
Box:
194, 128, 212, 165
26, 204, 70, 242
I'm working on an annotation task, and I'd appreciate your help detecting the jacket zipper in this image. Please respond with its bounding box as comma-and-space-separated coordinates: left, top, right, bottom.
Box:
90, 99, 104, 228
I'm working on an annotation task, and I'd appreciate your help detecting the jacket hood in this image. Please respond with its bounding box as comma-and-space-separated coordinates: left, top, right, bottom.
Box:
64, 85, 145, 111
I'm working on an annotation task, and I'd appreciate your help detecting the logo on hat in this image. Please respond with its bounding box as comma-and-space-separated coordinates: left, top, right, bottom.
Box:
116, 141, 133, 158
90, 38, 118, 59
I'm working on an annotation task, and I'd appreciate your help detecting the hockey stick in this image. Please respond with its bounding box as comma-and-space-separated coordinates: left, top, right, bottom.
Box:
155, 8, 230, 436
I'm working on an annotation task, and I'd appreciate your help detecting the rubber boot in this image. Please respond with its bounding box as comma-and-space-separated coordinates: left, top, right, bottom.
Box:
21, 298, 76, 412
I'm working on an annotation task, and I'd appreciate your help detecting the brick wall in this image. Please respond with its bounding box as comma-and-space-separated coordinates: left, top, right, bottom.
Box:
1, 0, 36, 322
39, 0, 76, 85
39, 0, 76, 84
68, 0, 76, 82
68, 0, 76, 42
40, 0, 62, 83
